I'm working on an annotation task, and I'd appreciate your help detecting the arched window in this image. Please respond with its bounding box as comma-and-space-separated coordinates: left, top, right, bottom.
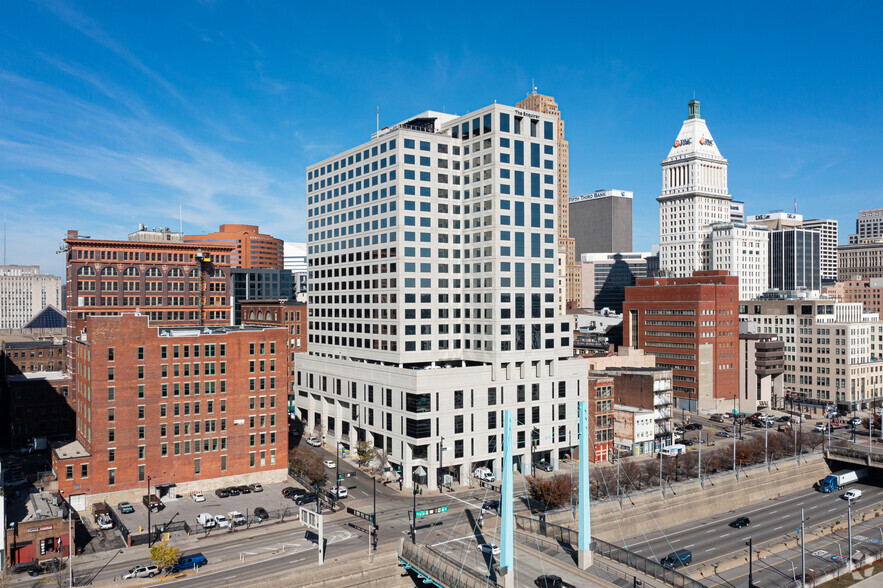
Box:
123, 267, 140, 277
189, 269, 200, 278
168, 268, 184, 278
249, 311, 255, 320
77, 267, 96, 276
101, 267, 118, 276
145, 268, 163, 277
257, 312, 264, 321
212, 269, 226, 278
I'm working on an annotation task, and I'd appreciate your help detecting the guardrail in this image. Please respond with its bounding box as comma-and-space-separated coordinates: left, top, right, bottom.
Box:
398, 538, 501, 588
593, 537, 706, 588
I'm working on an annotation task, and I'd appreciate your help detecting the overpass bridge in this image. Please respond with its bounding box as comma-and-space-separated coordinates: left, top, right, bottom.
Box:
825, 446, 883, 471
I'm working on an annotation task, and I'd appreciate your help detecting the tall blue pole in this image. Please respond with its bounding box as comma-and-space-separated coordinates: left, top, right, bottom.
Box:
500, 409, 514, 585
578, 400, 593, 569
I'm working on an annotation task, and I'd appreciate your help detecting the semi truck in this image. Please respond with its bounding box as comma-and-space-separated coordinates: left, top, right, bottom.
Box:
817, 468, 867, 493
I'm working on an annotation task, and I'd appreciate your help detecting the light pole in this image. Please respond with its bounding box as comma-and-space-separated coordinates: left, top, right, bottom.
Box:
848, 497, 853, 569
147, 475, 153, 547
68, 507, 73, 587
746, 537, 754, 588
411, 485, 418, 544
800, 508, 806, 588
733, 419, 737, 471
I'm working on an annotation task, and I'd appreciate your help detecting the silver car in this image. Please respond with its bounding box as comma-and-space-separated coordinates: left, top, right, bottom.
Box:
123, 565, 159, 579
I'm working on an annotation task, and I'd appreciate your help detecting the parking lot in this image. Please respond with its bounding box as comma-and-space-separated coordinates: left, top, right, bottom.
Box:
107, 480, 308, 539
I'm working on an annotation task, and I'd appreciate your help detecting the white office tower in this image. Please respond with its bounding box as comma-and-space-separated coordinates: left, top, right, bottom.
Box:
658, 100, 768, 299
298, 104, 588, 491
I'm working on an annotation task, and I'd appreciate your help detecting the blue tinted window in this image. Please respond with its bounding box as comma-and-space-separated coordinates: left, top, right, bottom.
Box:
419, 156, 430, 166
500, 153, 510, 163
405, 185, 415, 195
419, 141, 430, 151
514, 141, 524, 165
420, 187, 430, 196
404, 154, 415, 164
404, 139, 415, 149
405, 262, 415, 272
515, 233, 524, 256
544, 189, 553, 199
544, 121, 553, 140
473, 118, 480, 137
419, 202, 431, 212
531, 203, 540, 227
544, 174, 553, 184
500, 137, 510, 148
404, 170, 415, 180
515, 263, 525, 287
501, 168, 510, 179
531, 143, 540, 167
501, 215, 510, 225
544, 160, 553, 169
420, 233, 431, 242
420, 171, 430, 181
514, 171, 524, 196
531, 173, 540, 197
420, 217, 431, 227
544, 145, 553, 155
483, 114, 491, 133
499, 113, 510, 132
462, 122, 469, 140
515, 202, 525, 226
405, 232, 415, 241
452, 125, 459, 139
405, 200, 416, 210
500, 231, 510, 240
500, 200, 510, 210
405, 247, 415, 256
420, 248, 431, 257
531, 233, 541, 256
405, 216, 415, 226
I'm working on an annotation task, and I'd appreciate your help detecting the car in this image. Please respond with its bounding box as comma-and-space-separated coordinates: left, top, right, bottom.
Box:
215, 488, 230, 498
26, 558, 62, 576
122, 565, 159, 579
478, 543, 501, 555
674, 426, 686, 435
254, 507, 269, 521
685, 423, 703, 430
249, 483, 264, 492
305, 436, 321, 447
661, 549, 692, 568
236, 485, 251, 494
227, 511, 247, 526
324, 459, 336, 468
11, 561, 40, 575
295, 492, 318, 506
710, 414, 725, 423
474, 466, 495, 482
191, 492, 206, 502
142, 495, 164, 513
290, 489, 308, 501
482, 499, 500, 512
815, 422, 827, 432
729, 516, 750, 528
168, 553, 207, 573
715, 431, 732, 438
225, 486, 241, 496
330, 485, 348, 498
281, 486, 297, 498
534, 460, 554, 472
96, 514, 114, 530
196, 513, 216, 528
850, 417, 863, 426
777, 416, 792, 423
534, 575, 574, 588
118, 501, 135, 514
213, 514, 231, 528
843, 489, 862, 501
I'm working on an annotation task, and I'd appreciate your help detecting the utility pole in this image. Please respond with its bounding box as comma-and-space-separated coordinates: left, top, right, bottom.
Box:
411, 486, 417, 544
68, 508, 73, 587
733, 419, 737, 471
746, 537, 754, 588
439, 435, 443, 492
373, 476, 377, 551
147, 475, 153, 547
698, 430, 702, 483
765, 417, 769, 467
848, 497, 853, 570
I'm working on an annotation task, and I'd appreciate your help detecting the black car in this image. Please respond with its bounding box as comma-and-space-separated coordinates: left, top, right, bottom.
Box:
729, 516, 750, 528
254, 507, 269, 521
27, 558, 62, 577
295, 492, 318, 505
226, 486, 241, 496
685, 423, 703, 430
535, 575, 573, 588
236, 485, 251, 494
281, 486, 297, 498
11, 561, 39, 575
482, 500, 500, 512
681, 439, 694, 446
777, 416, 792, 423
215, 488, 230, 498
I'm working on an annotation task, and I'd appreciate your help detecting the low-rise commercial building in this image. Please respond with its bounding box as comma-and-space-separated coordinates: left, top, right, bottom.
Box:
613, 405, 655, 456
823, 278, 883, 315
4, 491, 71, 568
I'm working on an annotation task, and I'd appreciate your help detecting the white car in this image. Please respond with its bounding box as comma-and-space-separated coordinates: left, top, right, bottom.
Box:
843, 489, 862, 501
474, 467, 495, 482
213, 514, 231, 529
478, 543, 501, 555
123, 565, 159, 579
96, 514, 114, 530
324, 460, 336, 468
330, 485, 348, 498
191, 492, 206, 502
196, 513, 216, 528
227, 511, 247, 526
305, 437, 321, 447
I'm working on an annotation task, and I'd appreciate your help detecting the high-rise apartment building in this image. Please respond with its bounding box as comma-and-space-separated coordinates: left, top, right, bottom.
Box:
839, 239, 883, 281
740, 299, 882, 411
0, 266, 62, 330
569, 190, 633, 255
769, 228, 821, 292
658, 100, 768, 300
802, 218, 838, 281
848, 208, 883, 244
185, 224, 283, 269
298, 103, 587, 490
579, 252, 650, 312
516, 91, 580, 309
623, 270, 740, 412
53, 313, 289, 506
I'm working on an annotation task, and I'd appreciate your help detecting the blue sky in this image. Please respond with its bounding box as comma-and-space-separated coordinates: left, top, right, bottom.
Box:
2, 1, 882, 276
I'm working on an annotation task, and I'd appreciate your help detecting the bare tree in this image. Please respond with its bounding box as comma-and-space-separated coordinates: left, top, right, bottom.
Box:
527, 474, 576, 510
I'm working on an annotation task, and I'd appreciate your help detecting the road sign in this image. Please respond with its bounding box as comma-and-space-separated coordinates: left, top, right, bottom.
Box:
337, 471, 357, 481
346, 506, 375, 523
415, 506, 448, 518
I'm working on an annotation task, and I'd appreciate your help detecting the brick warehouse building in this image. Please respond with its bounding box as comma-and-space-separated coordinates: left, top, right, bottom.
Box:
184, 224, 284, 269
52, 313, 289, 509
64, 228, 235, 374
623, 270, 739, 413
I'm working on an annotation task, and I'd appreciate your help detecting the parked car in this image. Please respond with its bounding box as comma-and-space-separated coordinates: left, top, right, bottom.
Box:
142, 495, 164, 513
324, 459, 336, 468
213, 514, 231, 528
254, 507, 269, 521
681, 439, 694, 446
685, 423, 703, 430
674, 426, 686, 435
290, 489, 308, 501
118, 501, 135, 514
715, 431, 732, 438
196, 513, 216, 528
777, 416, 792, 423
729, 516, 750, 528
168, 553, 207, 573
249, 483, 264, 493
215, 487, 230, 498
305, 436, 321, 447
191, 492, 206, 502
850, 417, 862, 427
236, 485, 251, 494
474, 467, 495, 482
330, 485, 348, 498
25, 558, 62, 576
534, 460, 554, 472
96, 514, 114, 530
478, 543, 501, 555
227, 511, 247, 526
281, 486, 297, 498
123, 565, 159, 579
11, 561, 39, 575
710, 414, 725, 423
295, 492, 318, 506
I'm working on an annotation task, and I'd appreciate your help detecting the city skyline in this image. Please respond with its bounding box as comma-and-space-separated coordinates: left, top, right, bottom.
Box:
2, 1, 882, 276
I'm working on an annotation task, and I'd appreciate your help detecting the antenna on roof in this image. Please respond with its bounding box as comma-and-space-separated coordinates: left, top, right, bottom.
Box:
531, 78, 537, 95
3, 212, 6, 265
376, 106, 379, 136
794, 198, 797, 213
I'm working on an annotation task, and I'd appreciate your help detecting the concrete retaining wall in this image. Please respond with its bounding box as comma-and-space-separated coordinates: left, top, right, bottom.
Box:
243, 550, 412, 588
550, 453, 830, 542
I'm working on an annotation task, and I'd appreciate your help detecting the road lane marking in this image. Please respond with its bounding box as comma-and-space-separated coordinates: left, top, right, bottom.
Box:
810, 505, 819, 509
706, 529, 716, 533
433, 535, 475, 546
684, 544, 694, 548
705, 548, 716, 552
774, 526, 782, 530
719, 533, 729, 537
769, 511, 777, 514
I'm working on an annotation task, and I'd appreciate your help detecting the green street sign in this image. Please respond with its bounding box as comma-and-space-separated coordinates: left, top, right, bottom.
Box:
415, 506, 448, 518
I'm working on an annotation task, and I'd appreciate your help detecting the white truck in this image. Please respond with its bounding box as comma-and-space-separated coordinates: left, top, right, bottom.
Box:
660, 444, 686, 457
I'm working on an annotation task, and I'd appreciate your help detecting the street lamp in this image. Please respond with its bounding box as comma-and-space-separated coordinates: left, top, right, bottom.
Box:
146, 475, 153, 547
746, 537, 754, 588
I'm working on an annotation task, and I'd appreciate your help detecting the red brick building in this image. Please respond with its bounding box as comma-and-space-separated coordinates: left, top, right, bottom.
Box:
586, 375, 615, 462
3, 340, 66, 373
623, 270, 739, 413
52, 313, 289, 507
184, 224, 283, 269
240, 299, 307, 418
4, 492, 71, 567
